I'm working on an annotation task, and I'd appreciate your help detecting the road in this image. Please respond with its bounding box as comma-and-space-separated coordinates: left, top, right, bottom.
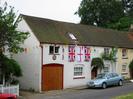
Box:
21, 83, 133, 99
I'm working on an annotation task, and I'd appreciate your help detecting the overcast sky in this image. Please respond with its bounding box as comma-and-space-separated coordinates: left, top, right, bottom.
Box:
4, 0, 82, 23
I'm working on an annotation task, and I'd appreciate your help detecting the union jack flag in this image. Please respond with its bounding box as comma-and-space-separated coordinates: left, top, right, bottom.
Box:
84, 47, 91, 61
77, 46, 84, 62
68, 46, 75, 62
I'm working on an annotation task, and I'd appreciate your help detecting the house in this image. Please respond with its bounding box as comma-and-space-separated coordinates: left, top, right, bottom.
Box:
13, 14, 133, 92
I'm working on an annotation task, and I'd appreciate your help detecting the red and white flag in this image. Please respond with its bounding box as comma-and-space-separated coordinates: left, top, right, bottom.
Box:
84, 47, 91, 61
77, 46, 84, 62
68, 46, 75, 62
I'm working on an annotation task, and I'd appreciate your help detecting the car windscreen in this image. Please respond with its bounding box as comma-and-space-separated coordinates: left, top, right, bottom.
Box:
96, 73, 106, 79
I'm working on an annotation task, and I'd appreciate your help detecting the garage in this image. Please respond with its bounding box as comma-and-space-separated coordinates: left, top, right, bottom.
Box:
42, 64, 63, 91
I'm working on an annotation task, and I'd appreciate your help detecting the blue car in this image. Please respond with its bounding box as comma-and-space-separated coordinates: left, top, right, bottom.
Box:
87, 73, 123, 89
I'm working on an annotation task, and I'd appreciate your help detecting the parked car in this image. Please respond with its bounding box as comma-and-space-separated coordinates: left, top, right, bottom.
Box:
0, 93, 17, 99
87, 73, 124, 89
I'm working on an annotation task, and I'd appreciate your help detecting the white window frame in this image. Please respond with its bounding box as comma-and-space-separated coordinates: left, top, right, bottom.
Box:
122, 48, 128, 59
104, 48, 110, 55
74, 64, 85, 78
122, 63, 127, 73
49, 45, 60, 54
104, 67, 109, 73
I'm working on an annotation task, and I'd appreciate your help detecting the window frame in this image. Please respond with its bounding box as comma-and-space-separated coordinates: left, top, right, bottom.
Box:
49, 45, 60, 55
104, 67, 109, 73
104, 48, 110, 55
73, 64, 85, 79
122, 63, 127, 73
122, 48, 128, 59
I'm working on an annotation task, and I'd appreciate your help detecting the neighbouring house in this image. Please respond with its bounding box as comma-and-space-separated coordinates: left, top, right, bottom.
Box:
13, 14, 133, 92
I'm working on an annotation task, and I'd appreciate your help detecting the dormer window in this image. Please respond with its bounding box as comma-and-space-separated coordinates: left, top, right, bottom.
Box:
68, 33, 77, 40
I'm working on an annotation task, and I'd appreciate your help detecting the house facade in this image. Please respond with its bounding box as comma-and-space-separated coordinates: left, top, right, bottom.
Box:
13, 14, 133, 92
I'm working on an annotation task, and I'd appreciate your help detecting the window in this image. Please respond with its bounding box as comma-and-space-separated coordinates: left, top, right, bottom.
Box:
49, 45, 59, 54
112, 73, 118, 77
122, 49, 128, 58
74, 67, 83, 76
104, 67, 109, 73
68, 33, 77, 40
104, 48, 110, 55
122, 63, 127, 72
74, 64, 84, 77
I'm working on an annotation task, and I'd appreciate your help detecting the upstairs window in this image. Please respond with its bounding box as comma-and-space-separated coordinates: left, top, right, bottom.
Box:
122, 48, 128, 59
104, 48, 110, 55
49, 45, 60, 54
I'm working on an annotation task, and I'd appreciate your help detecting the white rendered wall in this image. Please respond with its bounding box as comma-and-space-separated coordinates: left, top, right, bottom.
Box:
13, 19, 42, 92
42, 45, 110, 88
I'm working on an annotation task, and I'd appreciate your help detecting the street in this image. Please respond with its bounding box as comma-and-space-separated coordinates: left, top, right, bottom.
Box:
21, 82, 133, 99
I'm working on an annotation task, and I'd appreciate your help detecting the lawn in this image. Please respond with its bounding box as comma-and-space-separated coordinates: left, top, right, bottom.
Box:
114, 93, 133, 99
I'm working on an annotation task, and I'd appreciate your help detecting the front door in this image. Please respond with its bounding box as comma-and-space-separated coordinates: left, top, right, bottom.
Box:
91, 67, 97, 79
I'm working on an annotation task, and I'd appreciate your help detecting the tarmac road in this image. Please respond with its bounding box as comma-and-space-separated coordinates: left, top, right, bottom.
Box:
20, 82, 133, 99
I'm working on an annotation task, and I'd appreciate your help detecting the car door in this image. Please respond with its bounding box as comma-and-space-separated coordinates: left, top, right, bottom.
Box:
106, 73, 114, 85
112, 73, 119, 84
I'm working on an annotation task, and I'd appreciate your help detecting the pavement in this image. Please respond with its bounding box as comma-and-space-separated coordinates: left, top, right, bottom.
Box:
18, 80, 132, 99
18, 85, 87, 99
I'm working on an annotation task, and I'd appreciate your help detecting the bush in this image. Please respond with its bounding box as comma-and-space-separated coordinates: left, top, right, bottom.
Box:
0, 54, 22, 84
91, 57, 104, 69
129, 60, 133, 70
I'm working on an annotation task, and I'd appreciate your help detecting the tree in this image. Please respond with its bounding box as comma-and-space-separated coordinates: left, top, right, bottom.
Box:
101, 48, 117, 72
91, 57, 104, 69
129, 60, 133, 70
129, 59, 133, 78
76, 0, 133, 31
0, 2, 29, 85
101, 48, 117, 62
0, 54, 22, 85
107, 17, 133, 31
0, 2, 29, 54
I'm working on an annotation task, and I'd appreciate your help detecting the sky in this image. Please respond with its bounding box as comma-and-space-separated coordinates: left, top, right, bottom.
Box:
4, 0, 82, 23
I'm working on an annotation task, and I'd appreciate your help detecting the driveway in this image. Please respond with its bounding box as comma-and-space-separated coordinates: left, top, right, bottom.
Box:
20, 82, 133, 99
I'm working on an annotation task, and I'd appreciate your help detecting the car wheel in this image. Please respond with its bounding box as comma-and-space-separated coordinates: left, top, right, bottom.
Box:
118, 80, 123, 86
102, 83, 107, 89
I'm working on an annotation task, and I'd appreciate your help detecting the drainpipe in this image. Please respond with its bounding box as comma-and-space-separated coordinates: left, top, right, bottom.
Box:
40, 44, 43, 92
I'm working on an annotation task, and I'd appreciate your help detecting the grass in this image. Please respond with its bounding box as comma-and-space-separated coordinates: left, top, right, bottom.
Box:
114, 93, 133, 99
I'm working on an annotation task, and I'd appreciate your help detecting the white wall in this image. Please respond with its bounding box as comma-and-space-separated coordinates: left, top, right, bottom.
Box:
13, 19, 42, 92
42, 45, 107, 88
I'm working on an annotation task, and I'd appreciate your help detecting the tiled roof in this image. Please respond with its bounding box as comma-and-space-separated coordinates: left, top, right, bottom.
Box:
22, 14, 133, 48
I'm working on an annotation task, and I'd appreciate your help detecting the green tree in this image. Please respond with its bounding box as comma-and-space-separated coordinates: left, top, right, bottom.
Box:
0, 2, 29, 54
129, 60, 133, 70
101, 48, 117, 62
107, 17, 133, 31
129, 59, 133, 78
76, 0, 133, 31
0, 2, 29, 85
91, 57, 104, 69
0, 54, 22, 84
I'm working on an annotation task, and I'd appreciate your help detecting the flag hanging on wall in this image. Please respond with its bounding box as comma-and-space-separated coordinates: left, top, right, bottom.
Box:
84, 46, 91, 61
68, 45, 75, 62
77, 46, 84, 62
